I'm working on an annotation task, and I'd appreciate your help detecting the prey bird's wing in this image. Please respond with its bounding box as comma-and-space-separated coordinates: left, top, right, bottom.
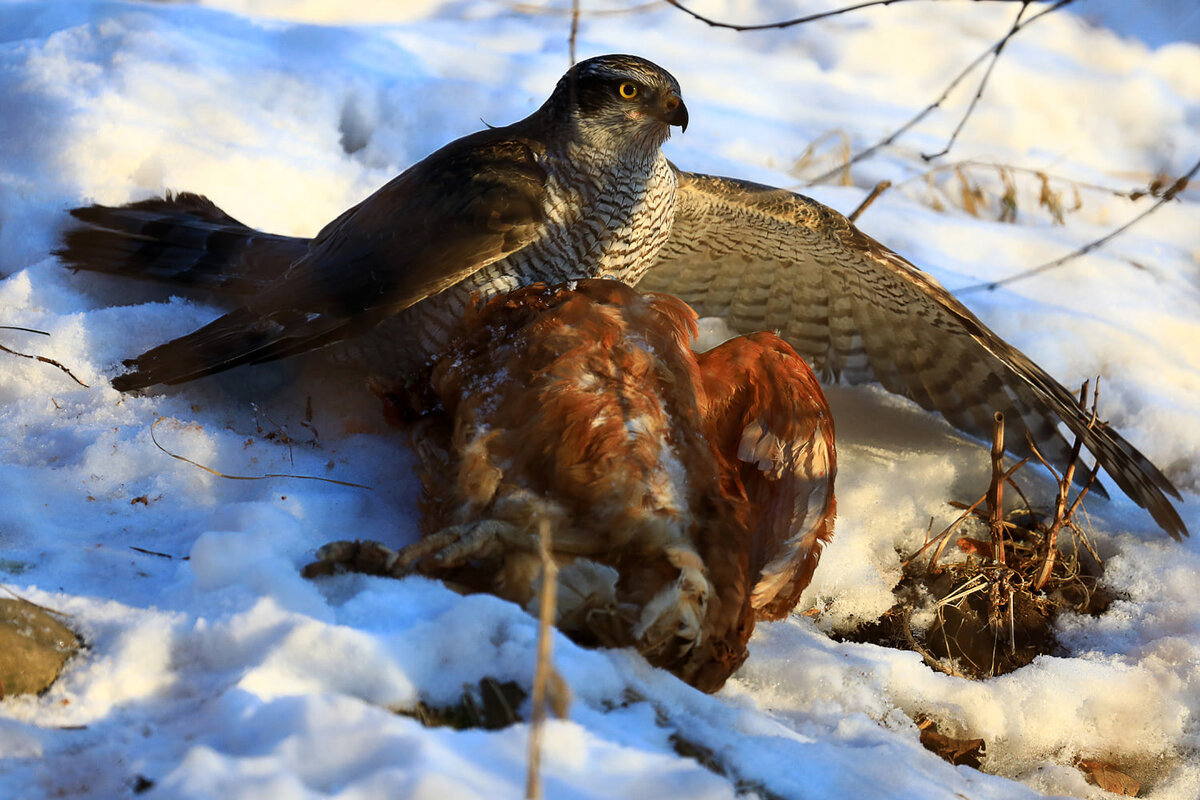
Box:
111, 130, 548, 390
638, 170, 1186, 539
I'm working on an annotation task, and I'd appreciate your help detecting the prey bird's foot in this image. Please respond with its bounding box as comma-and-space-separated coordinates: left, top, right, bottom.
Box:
404, 520, 532, 570
301, 520, 531, 581
301, 539, 408, 579
631, 545, 712, 656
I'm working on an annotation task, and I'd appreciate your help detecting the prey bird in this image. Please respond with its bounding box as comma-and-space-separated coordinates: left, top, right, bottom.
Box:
308, 279, 838, 692
57, 54, 1187, 539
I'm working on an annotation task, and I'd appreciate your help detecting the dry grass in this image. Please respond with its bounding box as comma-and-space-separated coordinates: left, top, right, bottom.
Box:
850, 381, 1109, 680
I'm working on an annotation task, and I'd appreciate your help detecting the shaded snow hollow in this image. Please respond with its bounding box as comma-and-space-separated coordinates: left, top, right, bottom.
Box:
1, 1, 1198, 798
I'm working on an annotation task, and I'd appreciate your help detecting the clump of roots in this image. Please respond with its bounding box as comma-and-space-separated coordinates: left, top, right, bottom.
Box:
848, 381, 1110, 679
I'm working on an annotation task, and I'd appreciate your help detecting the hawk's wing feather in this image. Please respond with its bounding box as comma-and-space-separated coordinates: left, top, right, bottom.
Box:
641, 170, 1186, 539
111, 130, 548, 390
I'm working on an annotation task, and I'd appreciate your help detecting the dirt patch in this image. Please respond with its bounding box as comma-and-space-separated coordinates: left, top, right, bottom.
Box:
839, 508, 1109, 678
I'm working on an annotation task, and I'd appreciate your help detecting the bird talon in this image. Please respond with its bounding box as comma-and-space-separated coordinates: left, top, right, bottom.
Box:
303, 539, 408, 578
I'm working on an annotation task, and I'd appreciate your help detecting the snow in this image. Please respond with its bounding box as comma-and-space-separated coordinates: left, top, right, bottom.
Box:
1, 0, 1198, 798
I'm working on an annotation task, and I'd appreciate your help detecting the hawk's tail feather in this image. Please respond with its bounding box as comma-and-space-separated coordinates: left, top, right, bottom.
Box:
56, 193, 307, 295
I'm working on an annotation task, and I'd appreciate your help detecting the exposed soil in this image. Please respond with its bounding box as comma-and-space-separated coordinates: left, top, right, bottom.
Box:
838, 508, 1110, 679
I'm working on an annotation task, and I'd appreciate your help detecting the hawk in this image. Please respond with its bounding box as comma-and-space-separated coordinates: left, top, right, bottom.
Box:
56, 54, 1187, 540
307, 279, 837, 692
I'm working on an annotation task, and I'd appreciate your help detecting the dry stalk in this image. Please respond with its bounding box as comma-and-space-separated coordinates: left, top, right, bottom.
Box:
902, 453, 1029, 571
987, 412, 1007, 566
0, 340, 89, 387
896, 158, 1159, 223
900, 605, 961, 677
1031, 380, 1102, 589
998, 166, 1019, 223
959, 154, 1200, 293
525, 516, 559, 800
957, 165, 986, 218
937, 572, 990, 608
789, 129, 853, 186
149, 417, 371, 489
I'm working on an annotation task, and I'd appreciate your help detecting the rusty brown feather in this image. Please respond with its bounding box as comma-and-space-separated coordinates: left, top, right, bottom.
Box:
319, 279, 836, 691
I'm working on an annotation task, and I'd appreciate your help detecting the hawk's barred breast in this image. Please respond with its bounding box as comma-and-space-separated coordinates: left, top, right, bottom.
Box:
344, 147, 678, 373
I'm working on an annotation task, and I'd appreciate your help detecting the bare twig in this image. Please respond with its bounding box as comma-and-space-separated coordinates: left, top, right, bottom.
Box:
808, 0, 1075, 185
0, 342, 89, 387
502, 1, 659, 18
892, 159, 1168, 202
149, 417, 372, 489
1033, 380, 1102, 590
848, 180, 892, 221
526, 516, 558, 800
957, 155, 1200, 293
900, 605, 960, 676
664, 0, 1037, 32
921, 2, 1031, 161
0, 325, 50, 336
568, 0, 580, 65
903, 456, 1029, 570
130, 546, 183, 560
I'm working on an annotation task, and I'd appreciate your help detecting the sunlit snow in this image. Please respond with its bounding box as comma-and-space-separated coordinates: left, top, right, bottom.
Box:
1, 1, 1198, 798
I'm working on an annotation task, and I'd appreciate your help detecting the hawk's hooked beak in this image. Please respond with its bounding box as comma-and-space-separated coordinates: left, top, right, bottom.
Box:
661, 91, 689, 132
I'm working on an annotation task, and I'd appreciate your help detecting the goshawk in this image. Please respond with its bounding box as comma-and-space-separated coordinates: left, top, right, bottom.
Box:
56, 54, 1187, 540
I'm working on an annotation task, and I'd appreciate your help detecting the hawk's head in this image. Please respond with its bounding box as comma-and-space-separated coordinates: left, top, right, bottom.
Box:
548, 54, 688, 155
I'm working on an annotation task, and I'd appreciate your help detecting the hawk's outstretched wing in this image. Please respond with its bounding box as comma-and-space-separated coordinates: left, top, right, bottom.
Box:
639, 171, 1186, 540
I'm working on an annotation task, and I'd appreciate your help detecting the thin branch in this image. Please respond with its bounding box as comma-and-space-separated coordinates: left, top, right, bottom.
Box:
902, 456, 1029, 570
149, 417, 372, 489
0, 342, 89, 387
1034, 381, 1102, 589
848, 180, 892, 221
957, 155, 1200, 293
920, 1, 1030, 161
664, 0, 1037, 32
1033, 381, 1085, 588
130, 546, 183, 560
502, 1, 659, 18
808, 0, 1075, 185
0, 325, 50, 336
891, 159, 1164, 201
568, 0, 580, 65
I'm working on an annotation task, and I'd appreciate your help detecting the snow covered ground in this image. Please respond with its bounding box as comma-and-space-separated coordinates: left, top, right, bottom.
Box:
1, 1, 1198, 797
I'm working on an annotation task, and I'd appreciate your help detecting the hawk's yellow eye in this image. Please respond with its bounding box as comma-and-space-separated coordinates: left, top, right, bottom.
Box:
618, 82, 638, 100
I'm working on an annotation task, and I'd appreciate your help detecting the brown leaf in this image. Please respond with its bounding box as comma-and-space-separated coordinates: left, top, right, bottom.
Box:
957, 537, 993, 559
1078, 760, 1139, 796
918, 718, 986, 768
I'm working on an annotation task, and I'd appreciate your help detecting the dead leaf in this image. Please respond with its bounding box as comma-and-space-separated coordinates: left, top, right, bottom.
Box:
1078, 759, 1139, 796
956, 537, 994, 559
917, 718, 986, 768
